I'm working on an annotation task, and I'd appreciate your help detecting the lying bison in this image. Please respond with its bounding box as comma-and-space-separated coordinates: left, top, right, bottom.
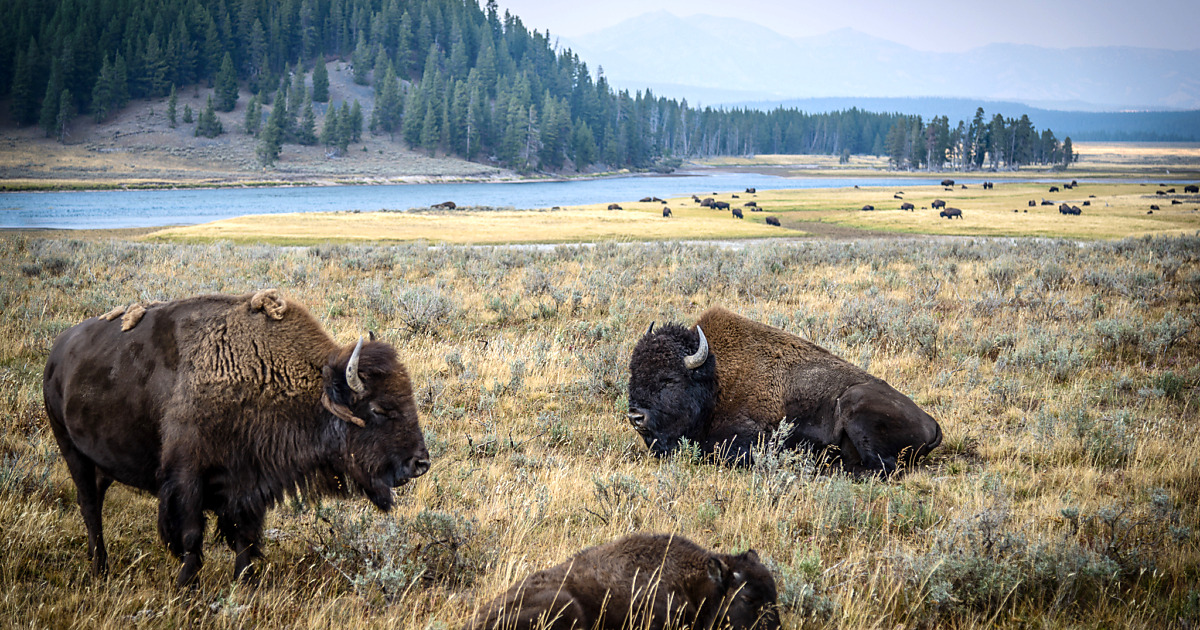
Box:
432, 201, 457, 210
43, 290, 431, 586
765, 216, 781, 226
608, 203, 623, 210
626, 308, 941, 474
931, 199, 947, 210
861, 204, 874, 211
940, 207, 963, 219
745, 187, 757, 193
1059, 204, 1082, 215
463, 533, 779, 630
744, 201, 758, 208
1028, 200, 1037, 207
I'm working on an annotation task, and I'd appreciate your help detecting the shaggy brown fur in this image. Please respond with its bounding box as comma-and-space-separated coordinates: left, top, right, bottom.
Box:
464, 533, 778, 630
627, 307, 941, 473
43, 291, 430, 587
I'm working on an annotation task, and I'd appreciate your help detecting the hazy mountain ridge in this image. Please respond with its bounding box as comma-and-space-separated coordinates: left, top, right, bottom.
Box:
563, 11, 1200, 111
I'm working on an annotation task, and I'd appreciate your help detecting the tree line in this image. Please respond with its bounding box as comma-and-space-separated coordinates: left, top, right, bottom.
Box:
0, 0, 1070, 172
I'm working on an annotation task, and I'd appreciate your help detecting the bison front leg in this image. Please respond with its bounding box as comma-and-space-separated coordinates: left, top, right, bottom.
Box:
217, 508, 266, 583
157, 469, 206, 587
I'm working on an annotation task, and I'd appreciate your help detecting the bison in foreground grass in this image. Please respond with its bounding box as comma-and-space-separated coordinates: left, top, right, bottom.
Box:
463, 533, 779, 630
43, 290, 430, 587
626, 308, 941, 474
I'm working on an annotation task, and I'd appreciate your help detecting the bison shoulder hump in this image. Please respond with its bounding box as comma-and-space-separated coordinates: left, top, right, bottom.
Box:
250, 289, 289, 320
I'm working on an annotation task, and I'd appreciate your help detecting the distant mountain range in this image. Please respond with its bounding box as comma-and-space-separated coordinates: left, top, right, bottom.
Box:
562, 12, 1200, 113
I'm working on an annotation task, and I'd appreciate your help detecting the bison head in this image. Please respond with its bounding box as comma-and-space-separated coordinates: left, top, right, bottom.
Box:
708, 550, 781, 630
626, 323, 716, 457
322, 337, 430, 511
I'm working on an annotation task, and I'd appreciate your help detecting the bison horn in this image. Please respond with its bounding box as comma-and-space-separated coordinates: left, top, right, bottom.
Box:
683, 325, 708, 370
346, 337, 366, 394
646, 322, 655, 336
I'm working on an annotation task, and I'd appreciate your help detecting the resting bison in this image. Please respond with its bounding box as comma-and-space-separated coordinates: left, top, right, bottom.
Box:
1059, 204, 1081, 215
1156, 190, 1166, 196
1167, 188, 1176, 194
765, 216, 781, 226
1185, 185, 1199, 193
1049, 186, 1060, 193
1148, 210, 1154, 214
1041, 199, 1054, 206
640, 197, 654, 203
1082, 200, 1090, 206
43, 291, 431, 586
745, 187, 756, 193
663, 207, 672, 217
714, 201, 731, 210
983, 181, 994, 189
940, 207, 963, 219
941, 179, 954, 187
732, 207, 744, 219
432, 201, 457, 210
1150, 204, 1160, 210
860, 204, 874, 211
731, 194, 740, 199
626, 308, 941, 473
931, 199, 947, 209
1172, 199, 1182, 205
744, 201, 758, 208
608, 203, 623, 210
900, 202, 915, 211
894, 194, 903, 200
1028, 200, 1037, 207
463, 533, 779, 630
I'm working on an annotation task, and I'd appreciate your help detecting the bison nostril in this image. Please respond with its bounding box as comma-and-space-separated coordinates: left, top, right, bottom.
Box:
626, 412, 646, 427
407, 457, 431, 478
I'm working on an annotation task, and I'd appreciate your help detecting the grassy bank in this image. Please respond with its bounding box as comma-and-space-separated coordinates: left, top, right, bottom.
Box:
144, 182, 1200, 245
1, 233, 1197, 628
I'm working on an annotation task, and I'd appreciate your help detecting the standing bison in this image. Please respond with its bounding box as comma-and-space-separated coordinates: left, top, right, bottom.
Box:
463, 533, 779, 630
663, 207, 673, 217
43, 290, 431, 586
941, 179, 955, 187
931, 199, 946, 209
626, 308, 941, 474
732, 207, 744, 219
900, 202, 915, 211
765, 216, 781, 226
1185, 185, 1199, 193
940, 207, 963, 219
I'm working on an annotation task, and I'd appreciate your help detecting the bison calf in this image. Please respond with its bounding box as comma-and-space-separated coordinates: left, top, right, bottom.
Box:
44, 291, 430, 586
627, 308, 941, 474
464, 533, 779, 630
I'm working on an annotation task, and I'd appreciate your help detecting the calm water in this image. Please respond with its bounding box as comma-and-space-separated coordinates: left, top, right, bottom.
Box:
2, 171, 997, 230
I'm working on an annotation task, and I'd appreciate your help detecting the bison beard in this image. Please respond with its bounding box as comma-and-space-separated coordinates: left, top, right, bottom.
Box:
626, 307, 942, 474
464, 533, 780, 630
43, 291, 430, 586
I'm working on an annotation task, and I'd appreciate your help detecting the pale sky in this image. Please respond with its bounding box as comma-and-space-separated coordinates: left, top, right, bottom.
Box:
495, 0, 1199, 52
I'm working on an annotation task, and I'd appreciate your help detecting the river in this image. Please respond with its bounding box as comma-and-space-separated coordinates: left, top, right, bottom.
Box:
2, 171, 1000, 230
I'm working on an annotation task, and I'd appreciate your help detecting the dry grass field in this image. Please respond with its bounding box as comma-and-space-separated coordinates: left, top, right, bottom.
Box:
1, 230, 1198, 629
144, 181, 1200, 246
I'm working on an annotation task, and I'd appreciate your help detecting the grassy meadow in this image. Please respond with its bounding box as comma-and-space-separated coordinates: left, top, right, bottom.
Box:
145, 181, 1200, 246
1, 229, 1198, 629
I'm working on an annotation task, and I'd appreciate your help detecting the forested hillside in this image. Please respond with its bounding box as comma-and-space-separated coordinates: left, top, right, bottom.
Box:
0, 0, 1070, 173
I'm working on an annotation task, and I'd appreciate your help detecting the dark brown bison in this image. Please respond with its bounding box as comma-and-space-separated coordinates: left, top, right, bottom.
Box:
1041, 199, 1054, 206
43, 291, 430, 587
860, 204, 874, 211
640, 197, 654, 203
732, 207, 744, 219
608, 203, 623, 210
1156, 190, 1166, 196
1148, 210, 1154, 214
900, 202, 915, 211
1049, 186, 1060, 193
701, 198, 715, 208
1185, 185, 1199, 193
1071, 180, 1078, 187
1059, 204, 1081, 215
1167, 188, 1176, 194
744, 201, 758, 208
940, 207, 963, 219
894, 194, 903, 200
1028, 200, 1037, 207
1172, 199, 1182, 205
1082, 200, 1090, 206
731, 194, 740, 198
745, 187, 756, 193
626, 308, 941, 474
983, 181, 994, 189
692, 194, 702, 203
960, 184, 967, 189
432, 201, 457, 210
714, 201, 731, 210
663, 207, 672, 217
931, 199, 947, 209
1150, 204, 1160, 210
765, 216, 781, 226
941, 179, 954, 187
463, 533, 779, 630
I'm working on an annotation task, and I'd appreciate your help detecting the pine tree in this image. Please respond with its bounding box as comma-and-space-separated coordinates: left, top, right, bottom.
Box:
215, 52, 238, 111
91, 55, 116, 124
1061, 137, 1074, 168
351, 32, 370, 85
195, 95, 224, 137
39, 59, 65, 137
10, 41, 40, 126
54, 89, 75, 143
258, 88, 286, 166
296, 92, 317, 145
183, 104, 194, 124
243, 93, 262, 135
571, 119, 596, 169
311, 55, 329, 102
349, 100, 363, 143
334, 101, 352, 153
167, 85, 178, 128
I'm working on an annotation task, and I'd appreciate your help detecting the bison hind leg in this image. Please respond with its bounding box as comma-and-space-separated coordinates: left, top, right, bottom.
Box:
157, 473, 207, 587
216, 508, 267, 583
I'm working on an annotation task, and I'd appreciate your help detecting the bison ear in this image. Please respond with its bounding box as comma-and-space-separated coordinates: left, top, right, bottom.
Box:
369, 330, 377, 341
742, 549, 760, 563
706, 557, 729, 584
320, 365, 366, 427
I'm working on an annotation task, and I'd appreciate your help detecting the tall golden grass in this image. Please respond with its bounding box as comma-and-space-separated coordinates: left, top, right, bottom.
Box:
0, 232, 1197, 629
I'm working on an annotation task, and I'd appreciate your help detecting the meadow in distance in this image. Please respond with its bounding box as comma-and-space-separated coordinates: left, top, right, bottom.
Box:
1, 166, 1199, 628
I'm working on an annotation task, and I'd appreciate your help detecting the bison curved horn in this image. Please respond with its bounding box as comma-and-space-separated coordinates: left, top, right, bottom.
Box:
346, 337, 366, 394
646, 322, 655, 336
683, 325, 709, 370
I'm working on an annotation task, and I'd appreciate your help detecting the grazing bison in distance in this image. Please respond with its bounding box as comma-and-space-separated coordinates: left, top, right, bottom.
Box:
432, 201, 457, 210
626, 308, 942, 474
700, 197, 715, 208
941, 179, 955, 187
931, 199, 947, 209
765, 216, 781, 226
663, 207, 672, 217
1049, 186, 1060, 193
900, 202, 915, 211
463, 533, 779, 630
608, 203, 623, 210
1059, 204, 1082, 215
714, 201, 731, 210
744, 201, 758, 208
1185, 185, 1199, 193
43, 291, 431, 586
940, 207, 963, 219
732, 207, 744, 219
640, 197, 654, 203
861, 204, 874, 211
